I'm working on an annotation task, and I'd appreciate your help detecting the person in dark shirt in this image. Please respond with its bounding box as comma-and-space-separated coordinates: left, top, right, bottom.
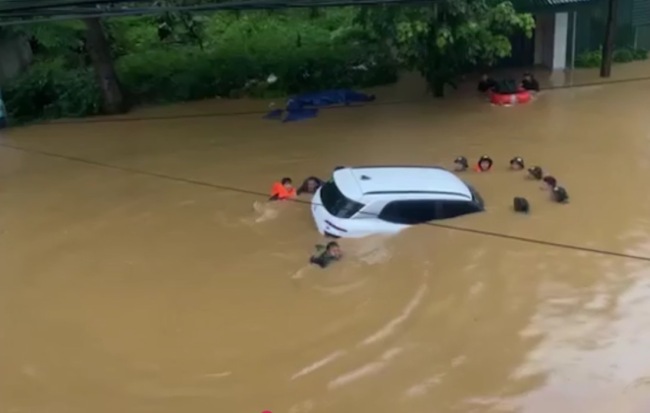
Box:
527, 166, 543, 180
551, 186, 569, 203
509, 156, 525, 170
541, 176, 557, 191
495, 78, 519, 94
297, 176, 323, 195
310, 241, 342, 269
513, 197, 530, 213
453, 156, 469, 172
521, 72, 540, 92
477, 74, 498, 93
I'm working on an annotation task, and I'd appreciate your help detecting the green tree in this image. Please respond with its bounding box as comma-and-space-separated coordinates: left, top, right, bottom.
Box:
356, 1, 535, 97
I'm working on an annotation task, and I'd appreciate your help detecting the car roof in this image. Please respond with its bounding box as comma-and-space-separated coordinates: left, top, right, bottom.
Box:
333, 165, 472, 201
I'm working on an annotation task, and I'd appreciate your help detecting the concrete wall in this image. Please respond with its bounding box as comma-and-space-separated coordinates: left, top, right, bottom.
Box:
535, 12, 570, 70
552, 12, 569, 69
0, 37, 32, 86
538, 14, 556, 69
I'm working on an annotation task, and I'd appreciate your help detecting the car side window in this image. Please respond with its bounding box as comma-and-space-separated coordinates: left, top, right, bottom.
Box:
437, 201, 480, 219
378, 200, 440, 225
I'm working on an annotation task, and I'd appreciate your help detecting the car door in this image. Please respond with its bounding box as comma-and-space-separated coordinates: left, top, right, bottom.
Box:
378, 200, 440, 225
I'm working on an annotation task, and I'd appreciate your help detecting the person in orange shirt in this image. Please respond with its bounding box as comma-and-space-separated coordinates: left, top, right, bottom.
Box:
269, 177, 297, 201
474, 155, 493, 172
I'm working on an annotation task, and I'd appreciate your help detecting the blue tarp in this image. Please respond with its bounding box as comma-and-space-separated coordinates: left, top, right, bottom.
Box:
264, 89, 376, 122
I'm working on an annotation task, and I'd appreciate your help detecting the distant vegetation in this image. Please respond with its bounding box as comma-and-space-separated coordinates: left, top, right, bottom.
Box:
575, 47, 648, 68
1, 1, 534, 124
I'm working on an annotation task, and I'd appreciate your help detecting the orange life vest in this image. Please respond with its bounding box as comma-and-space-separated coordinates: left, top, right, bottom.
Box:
270, 182, 297, 200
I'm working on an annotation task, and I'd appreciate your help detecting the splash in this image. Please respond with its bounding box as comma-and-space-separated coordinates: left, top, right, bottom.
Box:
358, 281, 428, 347
248, 200, 280, 223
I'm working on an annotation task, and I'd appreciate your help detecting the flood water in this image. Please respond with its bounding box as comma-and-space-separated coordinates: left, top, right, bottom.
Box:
2, 65, 650, 413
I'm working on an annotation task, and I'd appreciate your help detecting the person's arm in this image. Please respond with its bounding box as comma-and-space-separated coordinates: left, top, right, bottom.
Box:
309, 255, 327, 268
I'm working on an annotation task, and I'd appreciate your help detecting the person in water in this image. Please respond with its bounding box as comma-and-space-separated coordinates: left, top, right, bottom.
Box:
527, 166, 543, 180
510, 156, 525, 170
542, 176, 557, 190
477, 73, 497, 93
310, 241, 343, 269
297, 176, 323, 195
475, 155, 493, 172
453, 156, 469, 172
495, 78, 519, 94
513, 197, 530, 213
552, 186, 569, 203
521, 72, 540, 92
269, 177, 297, 201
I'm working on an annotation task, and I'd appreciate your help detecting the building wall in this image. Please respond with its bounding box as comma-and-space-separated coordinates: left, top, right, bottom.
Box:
0, 37, 32, 86
536, 13, 557, 69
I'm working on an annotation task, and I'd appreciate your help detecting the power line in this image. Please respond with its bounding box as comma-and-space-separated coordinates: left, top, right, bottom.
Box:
0, 0, 433, 25
1, 141, 649, 263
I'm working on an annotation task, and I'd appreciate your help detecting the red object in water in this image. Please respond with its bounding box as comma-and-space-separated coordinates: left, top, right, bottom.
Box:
489, 89, 532, 106
262, 411, 273, 413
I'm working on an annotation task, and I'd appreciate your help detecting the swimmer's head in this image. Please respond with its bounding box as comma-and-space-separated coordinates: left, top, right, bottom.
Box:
523, 72, 534, 81
478, 155, 493, 171
509, 156, 525, 170
454, 156, 468, 171
552, 186, 569, 203
326, 241, 342, 258
542, 176, 557, 190
281, 177, 293, 189
527, 166, 543, 180
513, 197, 530, 213
306, 177, 320, 192
481, 73, 489, 81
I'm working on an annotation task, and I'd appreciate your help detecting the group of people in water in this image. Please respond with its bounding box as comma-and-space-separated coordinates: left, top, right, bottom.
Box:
268, 176, 342, 268
452, 155, 569, 210
268, 153, 568, 269
269, 176, 323, 201
477, 72, 540, 94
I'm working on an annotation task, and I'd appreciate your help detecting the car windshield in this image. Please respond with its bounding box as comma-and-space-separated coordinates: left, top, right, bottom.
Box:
320, 180, 365, 218
467, 184, 485, 209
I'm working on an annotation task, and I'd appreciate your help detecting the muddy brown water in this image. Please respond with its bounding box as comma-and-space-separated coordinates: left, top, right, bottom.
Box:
2, 66, 650, 413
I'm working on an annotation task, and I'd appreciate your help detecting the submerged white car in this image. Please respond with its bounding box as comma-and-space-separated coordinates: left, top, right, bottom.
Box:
311, 165, 485, 238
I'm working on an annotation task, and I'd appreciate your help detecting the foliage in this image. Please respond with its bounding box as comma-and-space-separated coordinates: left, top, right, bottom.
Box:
3, 9, 398, 123
117, 47, 397, 103
355, 0, 535, 97
575, 47, 648, 68
2, 58, 101, 123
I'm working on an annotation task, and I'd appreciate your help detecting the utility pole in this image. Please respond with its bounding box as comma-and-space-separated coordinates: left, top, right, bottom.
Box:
600, 0, 619, 77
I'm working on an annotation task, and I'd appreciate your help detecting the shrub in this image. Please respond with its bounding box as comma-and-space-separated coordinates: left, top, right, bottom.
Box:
575, 50, 601, 68
632, 48, 648, 60
575, 47, 649, 68
3, 58, 101, 123
613, 48, 634, 63
115, 45, 397, 104
3, 46, 396, 123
